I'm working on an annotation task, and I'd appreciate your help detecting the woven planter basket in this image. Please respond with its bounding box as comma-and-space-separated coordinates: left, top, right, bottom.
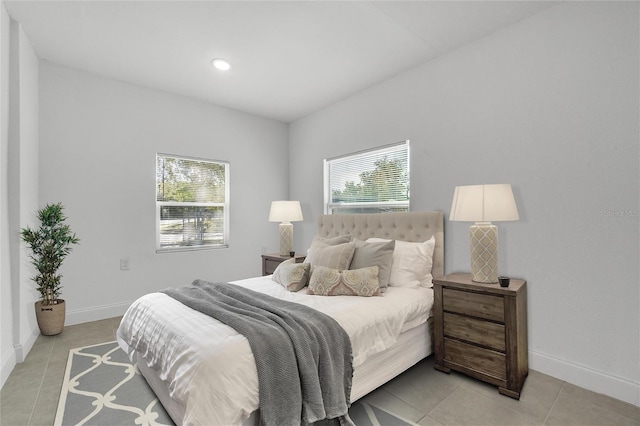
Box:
35, 299, 65, 336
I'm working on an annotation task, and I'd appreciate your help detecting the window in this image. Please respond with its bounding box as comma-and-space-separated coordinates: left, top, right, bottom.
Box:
324, 141, 410, 214
156, 154, 229, 251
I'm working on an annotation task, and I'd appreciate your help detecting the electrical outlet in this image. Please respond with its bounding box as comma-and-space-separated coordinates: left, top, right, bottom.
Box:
120, 258, 130, 270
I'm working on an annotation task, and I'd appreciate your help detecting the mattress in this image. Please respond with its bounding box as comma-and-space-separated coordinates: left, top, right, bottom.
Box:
117, 275, 434, 426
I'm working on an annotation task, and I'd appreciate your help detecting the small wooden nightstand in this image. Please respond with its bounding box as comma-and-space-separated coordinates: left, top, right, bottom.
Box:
261, 253, 306, 276
433, 273, 528, 399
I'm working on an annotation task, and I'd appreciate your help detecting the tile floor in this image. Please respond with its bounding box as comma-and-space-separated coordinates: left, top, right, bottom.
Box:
1, 317, 638, 426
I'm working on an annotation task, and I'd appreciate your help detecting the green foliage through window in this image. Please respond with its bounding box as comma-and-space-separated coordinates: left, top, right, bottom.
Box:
156, 157, 226, 203
325, 141, 410, 214
156, 154, 229, 250
331, 156, 408, 203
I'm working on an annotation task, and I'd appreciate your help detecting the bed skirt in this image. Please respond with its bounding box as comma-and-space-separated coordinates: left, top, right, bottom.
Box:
131, 318, 433, 426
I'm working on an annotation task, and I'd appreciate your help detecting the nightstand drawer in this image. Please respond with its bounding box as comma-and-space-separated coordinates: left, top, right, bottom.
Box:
444, 313, 505, 351
444, 338, 506, 380
443, 288, 504, 322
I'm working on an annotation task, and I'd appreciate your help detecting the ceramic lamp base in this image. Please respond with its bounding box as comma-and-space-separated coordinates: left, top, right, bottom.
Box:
279, 222, 293, 256
469, 223, 498, 283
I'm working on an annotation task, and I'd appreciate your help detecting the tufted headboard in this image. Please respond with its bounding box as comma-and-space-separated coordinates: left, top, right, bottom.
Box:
316, 211, 444, 279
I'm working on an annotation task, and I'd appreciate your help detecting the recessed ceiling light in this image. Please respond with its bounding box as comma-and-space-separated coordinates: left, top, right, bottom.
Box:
212, 58, 231, 71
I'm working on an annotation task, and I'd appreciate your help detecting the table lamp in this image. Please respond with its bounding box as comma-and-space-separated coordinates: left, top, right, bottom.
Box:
269, 201, 303, 256
449, 184, 519, 283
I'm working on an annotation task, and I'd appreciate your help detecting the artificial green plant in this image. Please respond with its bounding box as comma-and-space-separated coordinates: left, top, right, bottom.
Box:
20, 202, 80, 305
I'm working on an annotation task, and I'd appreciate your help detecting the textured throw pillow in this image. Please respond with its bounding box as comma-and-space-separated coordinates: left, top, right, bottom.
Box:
272, 258, 310, 292
367, 236, 436, 288
349, 240, 395, 292
304, 241, 356, 271
305, 234, 352, 260
308, 265, 380, 297
312, 234, 352, 246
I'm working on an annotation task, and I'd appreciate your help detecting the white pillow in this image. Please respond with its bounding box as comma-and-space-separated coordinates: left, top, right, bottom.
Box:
366, 236, 436, 288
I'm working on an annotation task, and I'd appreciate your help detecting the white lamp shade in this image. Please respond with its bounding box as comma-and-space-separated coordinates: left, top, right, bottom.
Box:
450, 184, 519, 222
269, 201, 303, 223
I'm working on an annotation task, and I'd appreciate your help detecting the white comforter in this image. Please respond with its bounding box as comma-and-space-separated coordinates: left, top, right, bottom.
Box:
116, 275, 433, 426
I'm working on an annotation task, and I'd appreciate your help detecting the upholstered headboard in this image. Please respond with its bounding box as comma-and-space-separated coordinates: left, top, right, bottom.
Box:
317, 211, 444, 279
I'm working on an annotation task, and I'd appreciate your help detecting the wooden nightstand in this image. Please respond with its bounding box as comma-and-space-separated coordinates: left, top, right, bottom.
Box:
261, 253, 306, 276
433, 273, 528, 399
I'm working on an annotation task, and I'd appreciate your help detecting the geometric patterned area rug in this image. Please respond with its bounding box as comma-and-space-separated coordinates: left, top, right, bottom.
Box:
54, 341, 172, 426
55, 341, 418, 426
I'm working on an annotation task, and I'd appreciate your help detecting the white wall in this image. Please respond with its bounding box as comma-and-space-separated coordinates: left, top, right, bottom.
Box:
0, 1, 14, 388
13, 20, 40, 362
38, 63, 289, 324
1, 9, 40, 388
289, 2, 639, 406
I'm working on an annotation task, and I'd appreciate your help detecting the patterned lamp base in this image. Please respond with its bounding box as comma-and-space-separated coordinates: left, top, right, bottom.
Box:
469, 223, 499, 283
279, 222, 293, 256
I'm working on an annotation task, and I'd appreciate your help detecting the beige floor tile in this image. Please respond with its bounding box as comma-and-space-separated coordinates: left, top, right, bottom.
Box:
108, 316, 124, 333
29, 415, 57, 426
25, 339, 54, 363
46, 354, 69, 372
30, 386, 61, 426
418, 413, 447, 426
462, 369, 563, 423
48, 347, 73, 367
545, 391, 639, 426
382, 358, 467, 414
429, 386, 541, 426
0, 387, 36, 426
361, 387, 427, 423
29, 335, 56, 354
60, 321, 110, 335
15, 345, 49, 367
42, 370, 64, 393
0, 407, 33, 426
53, 332, 116, 352
40, 370, 64, 399
559, 382, 640, 423
56, 323, 115, 344
1, 364, 45, 392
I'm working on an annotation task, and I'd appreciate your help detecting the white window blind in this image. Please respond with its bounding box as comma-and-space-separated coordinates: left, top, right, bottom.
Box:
324, 141, 410, 214
156, 153, 229, 251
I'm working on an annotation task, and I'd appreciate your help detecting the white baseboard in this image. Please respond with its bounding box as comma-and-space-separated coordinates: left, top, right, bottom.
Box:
15, 329, 39, 362
530, 350, 639, 407
65, 301, 132, 326
1, 327, 38, 389
0, 347, 16, 389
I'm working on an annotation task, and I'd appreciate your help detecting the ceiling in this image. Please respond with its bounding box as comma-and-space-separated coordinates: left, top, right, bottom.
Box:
4, 1, 555, 123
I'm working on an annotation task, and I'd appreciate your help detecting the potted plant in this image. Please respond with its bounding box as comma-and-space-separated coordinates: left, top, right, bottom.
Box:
20, 202, 79, 335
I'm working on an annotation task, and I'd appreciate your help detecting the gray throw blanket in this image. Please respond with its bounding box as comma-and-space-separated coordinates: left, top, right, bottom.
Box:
161, 280, 353, 426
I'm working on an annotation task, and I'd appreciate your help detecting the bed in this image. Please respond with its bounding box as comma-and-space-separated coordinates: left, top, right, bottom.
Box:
117, 211, 444, 425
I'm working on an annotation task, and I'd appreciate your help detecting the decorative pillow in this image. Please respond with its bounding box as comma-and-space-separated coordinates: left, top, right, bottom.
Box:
312, 234, 352, 246
305, 234, 352, 259
349, 240, 395, 292
304, 241, 356, 271
272, 258, 310, 292
308, 265, 380, 297
367, 236, 436, 288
